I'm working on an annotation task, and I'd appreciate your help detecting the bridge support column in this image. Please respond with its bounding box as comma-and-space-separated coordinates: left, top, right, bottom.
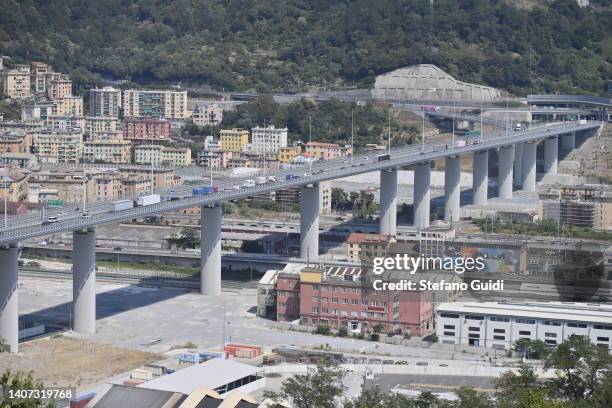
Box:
413, 162, 431, 229
472, 150, 488, 206
562, 133, 575, 151
498, 145, 514, 199
522, 141, 537, 192
300, 184, 320, 262
444, 156, 461, 222
513, 142, 524, 188
201, 205, 222, 296
0, 245, 18, 352
379, 168, 397, 236
544, 137, 558, 175
73, 228, 96, 334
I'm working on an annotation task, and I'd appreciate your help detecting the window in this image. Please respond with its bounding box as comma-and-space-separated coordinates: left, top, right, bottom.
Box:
519, 330, 531, 336
468, 333, 480, 338
466, 315, 484, 321
322, 308, 328, 314
352, 299, 359, 305
342, 299, 349, 304
469, 327, 480, 332
443, 325, 455, 330
361, 300, 368, 306
567, 322, 587, 328
440, 313, 460, 319
597, 337, 609, 342
332, 298, 338, 303
444, 331, 455, 336
312, 297, 319, 303
493, 335, 505, 340
545, 339, 557, 345
516, 319, 535, 325
594, 325, 612, 331
321, 297, 328, 303
490, 317, 510, 322
494, 328, 505, 334
545, 332, 557, 338
542, 321, 561, 326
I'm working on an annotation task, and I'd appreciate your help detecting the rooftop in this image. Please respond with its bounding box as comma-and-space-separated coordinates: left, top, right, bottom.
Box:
347, 232, 395, 244
437, 301, 612, 324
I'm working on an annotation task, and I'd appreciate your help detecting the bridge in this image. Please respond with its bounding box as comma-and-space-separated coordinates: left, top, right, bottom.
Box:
0, 119, 602, 352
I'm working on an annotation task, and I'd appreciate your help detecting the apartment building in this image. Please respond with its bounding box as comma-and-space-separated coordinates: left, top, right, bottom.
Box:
83, 139, 131, 164
121, 175, 152, 197
539, 184, 612, 230
197, 150, 229, 169
32, 129, 83, 164
0, 169, 30, 202
276, 265, 434, 336
52, 96, 83, 116
0, 130, 31, 153
346, 233, 397, 262
89, 87, 122, 117
0, 153, 38, 169
0, 65, 31, 98
220, 128, 250, 152
162, 147, 191, 167
251, 126, 287, 154
304, 142, 352, 160
84, 117, 119, 140
92, 172, 122, 202
277, 146, 301, 163
134, 144, 164, 166
45, 115, 85, 132
436, 301, 612, 351
119, 166, 178, 189
46, 77, 72, 100
191, 104, 223, 126
21, 102, 54, 122
28, 170, 92, 204
123, 118, 171, 142
203, 136, 221, 151
30, 62, 50, 93
122, 89, 188, 119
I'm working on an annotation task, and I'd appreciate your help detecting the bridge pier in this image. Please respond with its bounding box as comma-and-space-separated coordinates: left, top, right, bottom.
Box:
379, 168, 397, 236
0, 245, 19, 352
201, 205, 222, 296
444, 156, 461, 222
498, 145, 514, 199
513, 142, 523, 188
413, 162, 431, 229
73, 228, 96, 334
562, 133, 575, 151
472, 150, 488, 206
300, 183, 320, 262
544, 137, 558, 175
522, 141, 537, 192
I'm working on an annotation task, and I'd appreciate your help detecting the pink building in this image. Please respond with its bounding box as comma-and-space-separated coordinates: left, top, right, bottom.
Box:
304, 142, 352, 160
123, 118, 171, 142
276, 266, 433, 336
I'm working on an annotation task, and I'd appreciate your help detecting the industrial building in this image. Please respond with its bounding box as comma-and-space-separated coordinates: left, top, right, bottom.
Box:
371, 64, 500, 101
436, 301, 612, 350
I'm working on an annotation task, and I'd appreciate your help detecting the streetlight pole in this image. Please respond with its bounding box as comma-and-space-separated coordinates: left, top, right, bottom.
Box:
3, 164, 7, 227
309, 114, 313, 175
388, 108, 391, 155
351, 109, 354, 166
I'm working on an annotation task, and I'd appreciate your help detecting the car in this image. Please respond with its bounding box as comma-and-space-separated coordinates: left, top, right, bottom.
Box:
303, 172, 310, 177
439, 363, 449, 367
43, 216, 59, 225
82, 212, 91, 217
362, 156, 369, 161
113, 247, 122, 251
342, 160, 348, 163
416, 362, 428, 366
233, 185, 241, 190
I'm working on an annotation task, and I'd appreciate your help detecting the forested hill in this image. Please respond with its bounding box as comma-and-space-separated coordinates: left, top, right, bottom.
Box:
0, 0, 610, 95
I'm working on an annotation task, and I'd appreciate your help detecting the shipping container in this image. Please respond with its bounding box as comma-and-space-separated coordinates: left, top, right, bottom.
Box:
111, 199, 134, 211
192, 187, 214, 195
135, 194, 161, 206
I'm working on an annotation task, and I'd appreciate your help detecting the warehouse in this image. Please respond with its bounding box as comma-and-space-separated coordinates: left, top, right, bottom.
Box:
436, 301, 612, 350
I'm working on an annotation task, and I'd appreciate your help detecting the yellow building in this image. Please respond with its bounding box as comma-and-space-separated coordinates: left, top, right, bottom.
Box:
0, 170, 29, 202
122, 89, 188, 119
33, 129, 83, 164
161, 147, 192, 167
53, 96, 84, 116
84, 116, 119, 139
46, 77, 72, 99
92, 172, 122, 202
119, 166, 178, 189
83, 139, 131, 164
29, 169, 92, 204
0, 65, 31, 98
346, 233, 397, 262
277, 146, 301, 163
220, 128, 249, 152
121, 175, 152, 197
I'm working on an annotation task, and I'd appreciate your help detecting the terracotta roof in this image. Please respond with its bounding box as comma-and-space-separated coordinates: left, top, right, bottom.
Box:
347, 232, 394, 244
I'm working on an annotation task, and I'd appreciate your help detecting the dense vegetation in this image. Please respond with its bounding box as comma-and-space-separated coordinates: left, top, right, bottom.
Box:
1, 0, 610, 95
264, 336, 612, 407
184, 96, 415, 149
473, 218, 612, 241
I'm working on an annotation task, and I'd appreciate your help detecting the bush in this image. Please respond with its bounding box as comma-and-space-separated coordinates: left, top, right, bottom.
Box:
370, 333, 380, 342
337, 327, 348, 337
315, 325, 331, 336
430, 333, 439, 343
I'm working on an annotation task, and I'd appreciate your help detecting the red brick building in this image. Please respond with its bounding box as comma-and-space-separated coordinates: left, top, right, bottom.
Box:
123, 118, 171, 142
276, 266, 433, 336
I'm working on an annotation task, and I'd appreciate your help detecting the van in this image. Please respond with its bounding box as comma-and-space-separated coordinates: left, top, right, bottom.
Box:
43, 216, 59, 225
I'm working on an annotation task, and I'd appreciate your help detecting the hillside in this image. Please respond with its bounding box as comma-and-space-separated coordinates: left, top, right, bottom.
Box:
0, 0, 610, 95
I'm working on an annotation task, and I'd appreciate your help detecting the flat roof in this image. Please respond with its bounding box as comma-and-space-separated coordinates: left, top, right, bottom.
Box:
437, 301, 612, 324
138, 359, 259, 395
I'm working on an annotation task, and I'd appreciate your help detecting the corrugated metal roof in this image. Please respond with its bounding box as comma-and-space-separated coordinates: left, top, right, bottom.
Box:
91, 385, 185, 408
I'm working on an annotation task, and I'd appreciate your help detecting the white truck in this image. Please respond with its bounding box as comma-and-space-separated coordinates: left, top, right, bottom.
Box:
255, 176, 267, 184
578, 119, 587, 125
243, 179, 255, 188
454, 140, 466, 147
135, 194, 161, 206
111, 199, 134, 211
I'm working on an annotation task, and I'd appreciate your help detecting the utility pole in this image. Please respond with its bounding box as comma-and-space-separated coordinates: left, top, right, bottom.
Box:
421, 112, 425, 153
452, 99, 456, 145
3, 164, 7, 227
309, 114, 313, 175
388, 108, 391, 155
351, 109, 354, 166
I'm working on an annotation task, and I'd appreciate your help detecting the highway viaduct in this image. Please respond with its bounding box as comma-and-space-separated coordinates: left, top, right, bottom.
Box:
0, 120, 603, 352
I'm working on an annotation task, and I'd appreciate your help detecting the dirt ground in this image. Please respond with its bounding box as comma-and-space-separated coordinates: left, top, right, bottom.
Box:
569, 123, 611, 183
0, 336, 161, 390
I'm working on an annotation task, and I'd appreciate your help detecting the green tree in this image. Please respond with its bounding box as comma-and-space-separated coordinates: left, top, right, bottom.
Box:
452, 387, 493, 408
513, 339, 550, 360
1, 370, 57, 408
264, 360, 346, 408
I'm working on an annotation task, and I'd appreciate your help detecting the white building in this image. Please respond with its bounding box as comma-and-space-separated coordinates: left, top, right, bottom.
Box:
203, 135, 221, 152
21, 102, 54, 122
191, 104, 223, 126
134, 144, 164, 166
436, 301, 612, 351
251, 125, 287, 154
